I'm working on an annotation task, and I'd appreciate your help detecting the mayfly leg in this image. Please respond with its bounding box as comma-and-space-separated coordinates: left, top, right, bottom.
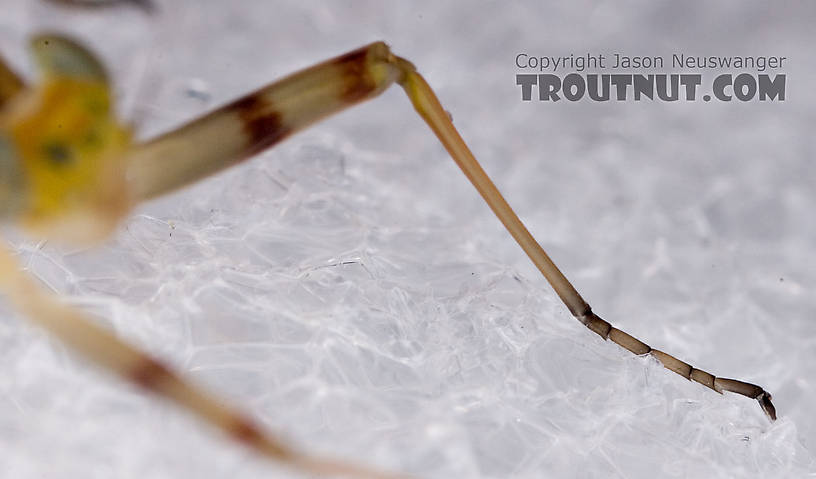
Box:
0, 242, 405, 479
396, 61, 776, 421
4, 34, 776, 479
125, 41, 776, 421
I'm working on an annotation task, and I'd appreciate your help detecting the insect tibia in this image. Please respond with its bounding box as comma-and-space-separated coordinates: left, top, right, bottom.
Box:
388, 50, 777, 424
578, 309, 610, 336
582, 311, 777, 420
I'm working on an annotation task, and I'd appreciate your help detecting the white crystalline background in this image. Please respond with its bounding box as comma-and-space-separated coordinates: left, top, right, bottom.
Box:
0, 1, 814, 478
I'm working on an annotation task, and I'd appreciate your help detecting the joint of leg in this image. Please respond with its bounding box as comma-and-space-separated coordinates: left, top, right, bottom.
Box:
582, 312, 611, 339
689, 368, 716, 390
714, 377, 763, 398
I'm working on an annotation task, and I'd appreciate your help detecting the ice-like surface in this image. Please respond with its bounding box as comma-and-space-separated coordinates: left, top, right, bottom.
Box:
0, 1, 814, 478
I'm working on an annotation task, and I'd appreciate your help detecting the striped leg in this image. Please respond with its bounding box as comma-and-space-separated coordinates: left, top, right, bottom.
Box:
125, 42, 404, 201
1, 36, 775, 478
0, 242, 405, 479
124, 42, 776, 421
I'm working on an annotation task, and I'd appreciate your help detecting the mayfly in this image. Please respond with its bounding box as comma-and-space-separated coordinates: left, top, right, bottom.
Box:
0, 14, 775, 479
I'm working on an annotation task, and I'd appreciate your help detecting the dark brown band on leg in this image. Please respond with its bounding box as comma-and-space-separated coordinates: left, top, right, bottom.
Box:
226, 95, 292, 157
334, 46, 381, 103
130, 356, 174, 391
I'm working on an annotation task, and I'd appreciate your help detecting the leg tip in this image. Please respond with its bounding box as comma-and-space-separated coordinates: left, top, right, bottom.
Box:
758, 392, 777, 421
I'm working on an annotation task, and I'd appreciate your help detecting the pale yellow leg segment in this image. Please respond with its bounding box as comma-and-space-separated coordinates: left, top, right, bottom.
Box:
393, 64, 776, 421
120, 40, 776, 421
0, 243, 405, 479
396, 67, 589, 319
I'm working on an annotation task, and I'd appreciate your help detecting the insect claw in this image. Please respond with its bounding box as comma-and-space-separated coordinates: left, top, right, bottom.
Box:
757, 392, 777, 421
